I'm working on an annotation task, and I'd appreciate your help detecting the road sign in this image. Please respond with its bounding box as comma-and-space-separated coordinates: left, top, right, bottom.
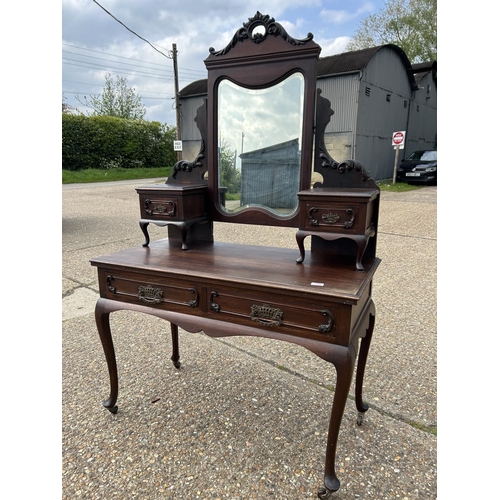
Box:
391, 131, 406, 184
173, 140, 183, 151
392, 131, 406, 147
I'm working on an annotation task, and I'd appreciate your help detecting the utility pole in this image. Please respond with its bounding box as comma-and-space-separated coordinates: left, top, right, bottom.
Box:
172, 43, 181, 161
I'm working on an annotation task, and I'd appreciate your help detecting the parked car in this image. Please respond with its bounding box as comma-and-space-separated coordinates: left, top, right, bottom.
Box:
396, 150, 437, 184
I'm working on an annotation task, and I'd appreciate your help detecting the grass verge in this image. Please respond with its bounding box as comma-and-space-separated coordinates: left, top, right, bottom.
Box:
376, 179, 421, 192
62, 167, 171, 184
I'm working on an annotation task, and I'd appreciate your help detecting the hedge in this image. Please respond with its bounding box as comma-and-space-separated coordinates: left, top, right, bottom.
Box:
62, 114, 178, 171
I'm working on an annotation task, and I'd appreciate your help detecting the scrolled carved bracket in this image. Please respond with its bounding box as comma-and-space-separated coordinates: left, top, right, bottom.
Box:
166, 100, 208, 184
210, 291, 220, 312
314, 89, 377, 189
318, 310, 334, 333
209, 11, 313, 56
343, 208, 355, 228
171, 139, 206, 179
308, 207, 319, 226
188, 288, 199, 308
319, 149, 339, 171
334, 160, 370, 181
106, 275, 116, 294
319, 157, 370, 182
318, 157, 374, 188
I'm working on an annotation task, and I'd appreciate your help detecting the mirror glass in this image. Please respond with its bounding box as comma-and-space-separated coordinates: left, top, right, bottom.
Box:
217, 72, 304, 216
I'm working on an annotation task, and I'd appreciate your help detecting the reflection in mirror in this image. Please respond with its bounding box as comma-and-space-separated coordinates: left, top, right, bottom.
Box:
217, 73, 304, 216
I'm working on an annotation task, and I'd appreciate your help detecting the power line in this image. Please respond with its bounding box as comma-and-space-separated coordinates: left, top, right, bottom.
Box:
62, 61, 196, 88
62, 50, 173, 76
92, 0, 172, 59
62, 51, 205, 81
62, 43, 168, 68
62, 58, 173, 81
62, 43, 206, 76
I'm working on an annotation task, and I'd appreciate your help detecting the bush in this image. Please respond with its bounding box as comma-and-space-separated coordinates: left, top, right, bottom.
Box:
62, 114, 178, 171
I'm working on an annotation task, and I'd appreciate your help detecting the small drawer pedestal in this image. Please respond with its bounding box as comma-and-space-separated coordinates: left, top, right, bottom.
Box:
136, 184, 209, 250
296, 187, 379, 270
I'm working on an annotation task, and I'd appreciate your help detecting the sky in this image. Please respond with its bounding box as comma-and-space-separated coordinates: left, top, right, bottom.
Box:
62, 0, 387, 126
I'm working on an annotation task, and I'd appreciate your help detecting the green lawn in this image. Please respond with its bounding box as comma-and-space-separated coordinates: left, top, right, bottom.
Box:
62, 167, 171, 184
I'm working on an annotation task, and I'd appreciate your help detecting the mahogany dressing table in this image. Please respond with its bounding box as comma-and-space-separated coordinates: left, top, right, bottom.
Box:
91, 12, 381, 498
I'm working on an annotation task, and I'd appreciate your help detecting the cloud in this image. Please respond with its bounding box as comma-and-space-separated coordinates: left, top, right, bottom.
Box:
320, 2, 375, 25
316, 36, 352, 57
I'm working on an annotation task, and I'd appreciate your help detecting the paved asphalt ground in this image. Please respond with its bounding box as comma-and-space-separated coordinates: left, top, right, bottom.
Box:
61, 179, 437, 499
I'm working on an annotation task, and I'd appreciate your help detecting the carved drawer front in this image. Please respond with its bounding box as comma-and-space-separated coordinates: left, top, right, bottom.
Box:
303, 202, 363, 233
140, 195, 178, 221
101, 271, 201, 312
207, 286, 338, 342
137, 185, 209, 222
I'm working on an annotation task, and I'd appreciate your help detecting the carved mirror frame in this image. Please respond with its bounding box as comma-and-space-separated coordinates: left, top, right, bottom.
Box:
204, 12, 321, 227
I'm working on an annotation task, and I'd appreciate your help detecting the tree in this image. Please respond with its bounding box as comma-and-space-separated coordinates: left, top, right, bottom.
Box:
77, 73, 147, 120
62, 93, 73, 114
219, 140, 241, 195
346, 0, 437, 63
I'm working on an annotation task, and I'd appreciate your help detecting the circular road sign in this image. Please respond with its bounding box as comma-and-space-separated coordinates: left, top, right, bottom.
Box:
392, 131, 405, 146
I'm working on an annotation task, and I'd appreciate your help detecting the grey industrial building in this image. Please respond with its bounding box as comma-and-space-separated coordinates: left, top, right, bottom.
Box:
177, 44, 437, 181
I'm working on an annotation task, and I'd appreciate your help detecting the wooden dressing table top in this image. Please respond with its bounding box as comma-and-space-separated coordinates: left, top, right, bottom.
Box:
91, 238, 380, 305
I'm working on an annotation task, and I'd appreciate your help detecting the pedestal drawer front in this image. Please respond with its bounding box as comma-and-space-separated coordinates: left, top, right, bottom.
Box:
207, 286, 338, 342
304, 202, 362, 233
139, 195, 178, 221
100, 270, 202, 312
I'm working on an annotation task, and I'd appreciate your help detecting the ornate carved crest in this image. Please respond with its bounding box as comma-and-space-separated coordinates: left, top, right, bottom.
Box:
209, 11, 314, 56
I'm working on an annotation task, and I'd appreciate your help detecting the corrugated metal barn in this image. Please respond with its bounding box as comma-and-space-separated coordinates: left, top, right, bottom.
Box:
178, 44, 437, 181
239, 138, 300, 209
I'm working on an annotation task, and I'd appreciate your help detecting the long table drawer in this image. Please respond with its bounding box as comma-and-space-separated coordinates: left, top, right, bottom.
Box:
99, 270, 203, 313
206, 286, 339, 342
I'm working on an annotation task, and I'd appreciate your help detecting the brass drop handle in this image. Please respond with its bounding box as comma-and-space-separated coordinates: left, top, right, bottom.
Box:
144, 199, 175, 217
138, 285, 163, 304
250, 304, 283, 327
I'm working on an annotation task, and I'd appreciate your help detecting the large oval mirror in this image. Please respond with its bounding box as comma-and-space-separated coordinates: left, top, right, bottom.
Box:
217, 72, 305, 217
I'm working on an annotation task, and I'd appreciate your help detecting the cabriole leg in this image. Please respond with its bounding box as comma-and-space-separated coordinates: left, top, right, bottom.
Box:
355, 312, 375, 425
295, 230, 307, 263
170, 323, 181, 369
318, 345, 356, 498
139, 221, 150, 247
95, 298, 118, 414
354, 237, 369, 271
